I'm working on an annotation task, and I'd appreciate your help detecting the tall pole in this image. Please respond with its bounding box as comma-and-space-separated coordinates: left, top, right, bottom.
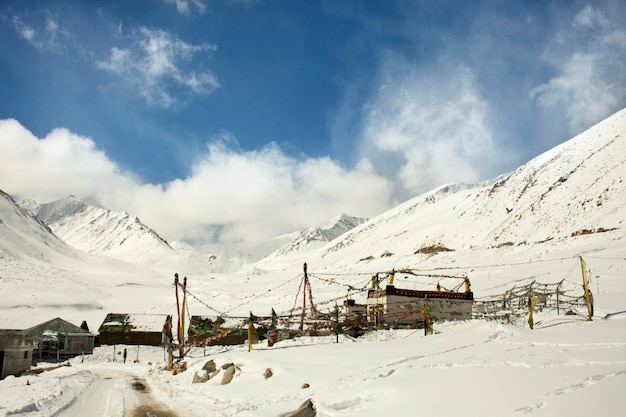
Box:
174, 273, 182, 357
335, 303, 339, 343
580, 257, 593, 321
180, 276, 187, 358
299, 263, 308, 331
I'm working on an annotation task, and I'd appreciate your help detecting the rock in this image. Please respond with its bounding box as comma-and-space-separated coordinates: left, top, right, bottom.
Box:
221, 362, 235, 370
202, 359, 217, 373
221, 365, 236, 385
301, 383, 310, 389
288, 398, 316, 417
263, 368, 273, 379
172, 361, 187, 375
192, 370, 208, 384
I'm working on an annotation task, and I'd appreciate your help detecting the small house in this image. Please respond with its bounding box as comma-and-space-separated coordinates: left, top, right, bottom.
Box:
22, 317, 95, 361
0, 330, 34, 379
98, 313, 171, 346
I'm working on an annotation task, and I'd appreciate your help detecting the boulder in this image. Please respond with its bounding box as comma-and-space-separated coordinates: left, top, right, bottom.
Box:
221, 365, 236, 385
263, 368, 273, 379
288, 398, 316, 417
202, 360, 217, 373
192, 370, 208, 384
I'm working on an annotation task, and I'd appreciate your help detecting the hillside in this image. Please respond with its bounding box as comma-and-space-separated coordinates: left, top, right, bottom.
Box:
267, 108, 626, 274
0, 190, 74, 263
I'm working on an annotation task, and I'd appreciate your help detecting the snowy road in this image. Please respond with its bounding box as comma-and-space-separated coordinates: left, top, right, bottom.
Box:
57, 369, 181, 417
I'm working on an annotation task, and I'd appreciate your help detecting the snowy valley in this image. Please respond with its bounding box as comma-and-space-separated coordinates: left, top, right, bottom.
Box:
0, 109, 625, 416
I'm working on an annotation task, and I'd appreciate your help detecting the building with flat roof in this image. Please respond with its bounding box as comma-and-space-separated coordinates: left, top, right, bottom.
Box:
0, 330, 34, 379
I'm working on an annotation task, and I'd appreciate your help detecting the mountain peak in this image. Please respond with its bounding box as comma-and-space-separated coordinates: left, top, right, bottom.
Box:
259, 213, 367, 263
34, 196, 173, 263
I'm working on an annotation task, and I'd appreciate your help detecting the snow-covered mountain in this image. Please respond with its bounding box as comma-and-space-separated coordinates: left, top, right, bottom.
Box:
0, 190, 75, 263
19, 195, 259, 276
27, 195, 366, 268
258, 214, 367, 265
260, 108, 626, 273
32, 195, 174, 264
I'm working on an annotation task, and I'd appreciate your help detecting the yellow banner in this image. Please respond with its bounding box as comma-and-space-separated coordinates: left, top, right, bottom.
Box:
580, 257, 593, 320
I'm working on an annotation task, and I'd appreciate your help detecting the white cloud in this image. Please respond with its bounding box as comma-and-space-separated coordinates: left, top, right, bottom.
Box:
530, 6, 626, 134
530, 52, 620, 133
0, 119, 139, 204
97, 27, 219, 108
12, 16, 72, 53
359, 60, 496, 197
129, 140, 392, 243
573, 5, 609, 29
0, 120, 392, 244
164, 0, 207, 15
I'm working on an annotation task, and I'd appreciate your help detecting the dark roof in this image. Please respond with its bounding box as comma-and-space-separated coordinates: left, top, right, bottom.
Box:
368, 285, 474, 300
22, 317, 93, 341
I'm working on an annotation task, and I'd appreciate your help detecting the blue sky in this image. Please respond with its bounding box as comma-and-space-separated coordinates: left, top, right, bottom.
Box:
1, 0, 625, 244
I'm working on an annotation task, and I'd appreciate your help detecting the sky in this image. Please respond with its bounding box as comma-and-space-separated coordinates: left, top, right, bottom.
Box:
0, 0, 625, 244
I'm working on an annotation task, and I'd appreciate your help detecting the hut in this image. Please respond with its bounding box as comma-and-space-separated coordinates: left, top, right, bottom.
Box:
98, 314, 171, 346
187, 315, 249, 346
0, 330, 34, 379
22, 318, 95, 361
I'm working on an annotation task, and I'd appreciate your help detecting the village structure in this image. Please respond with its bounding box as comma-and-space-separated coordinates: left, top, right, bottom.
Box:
0, 258, 594, 379
98, 313, 172, 346
0, 330, 33, 380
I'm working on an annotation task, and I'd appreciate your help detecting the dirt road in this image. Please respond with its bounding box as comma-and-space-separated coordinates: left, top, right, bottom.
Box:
57, 369, 181, 417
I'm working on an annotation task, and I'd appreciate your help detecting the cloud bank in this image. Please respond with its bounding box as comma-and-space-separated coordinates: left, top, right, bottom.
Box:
0, 119, 391, 243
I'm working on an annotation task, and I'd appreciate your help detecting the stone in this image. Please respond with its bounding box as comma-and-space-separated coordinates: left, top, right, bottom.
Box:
202, 359, 217, 373
221, 365, 236, 385
263, 368, 273, 379
288, 398, 316, 417
192, 370, 208, 384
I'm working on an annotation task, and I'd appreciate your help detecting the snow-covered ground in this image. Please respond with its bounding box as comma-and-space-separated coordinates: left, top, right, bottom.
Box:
2, 309, 625, 417
1, 239, 625, 416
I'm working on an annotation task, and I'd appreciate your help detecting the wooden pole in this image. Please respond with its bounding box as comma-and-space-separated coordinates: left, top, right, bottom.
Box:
174, 273, 182, 358
299, 263, 308, 331
180, 276, 187, 358
335, 303, 339, 343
